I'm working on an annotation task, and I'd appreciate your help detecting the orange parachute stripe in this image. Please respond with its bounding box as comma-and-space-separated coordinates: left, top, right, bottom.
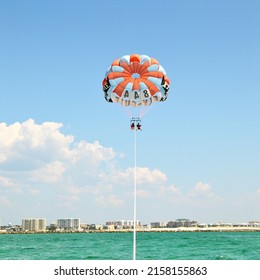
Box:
113, 79, 132, 96
128, 62, 142, 74
150, 58, 159, 65
138, 77, 147, 84
130, 54, 141, 63
128, 63, 135, 73
142, 71, 164, 79
111, 58, 120, 66
142, 79, 160, 95
102, 78, 107, 86
119, 61, 132, 74
132, 62, 137, 73
134, 61, 142, 73
132, 79, 140, 90
164, 76, 170, 84
108, 72, 130, 80
137, 62, 144, 73
138, 62, 150, 75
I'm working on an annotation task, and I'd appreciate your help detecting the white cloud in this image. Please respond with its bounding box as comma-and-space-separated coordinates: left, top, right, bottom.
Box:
0, 119, 74, 171
30, 161, 66, 183
168, 184, 181, 195
136, 167, 167, 184
0, 176, 13, 187
71, 141, 115, 164
189, 182, 214, 197
111, 167, 167, 187
95, 194, 124, 207
163, 182, 222, 208
0, 118, 115, 175
194, 182, 211, 192
0, 119, 167, 216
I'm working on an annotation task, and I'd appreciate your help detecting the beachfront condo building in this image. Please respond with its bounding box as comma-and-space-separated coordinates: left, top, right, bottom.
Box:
106, 220, 141, 229
57, 218, 80, 230
22, 218, 46, 231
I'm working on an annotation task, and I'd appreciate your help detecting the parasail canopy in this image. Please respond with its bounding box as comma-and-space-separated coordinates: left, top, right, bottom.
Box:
102, 54, 170, 107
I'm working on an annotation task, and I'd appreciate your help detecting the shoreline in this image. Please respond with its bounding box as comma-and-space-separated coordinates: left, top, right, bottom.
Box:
1, 226, 260, 234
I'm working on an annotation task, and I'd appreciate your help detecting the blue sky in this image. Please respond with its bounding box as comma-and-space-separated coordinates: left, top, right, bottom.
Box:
0, 0, 260, 226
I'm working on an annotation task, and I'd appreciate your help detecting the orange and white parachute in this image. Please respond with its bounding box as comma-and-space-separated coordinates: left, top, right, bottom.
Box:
102, 54, 170, 107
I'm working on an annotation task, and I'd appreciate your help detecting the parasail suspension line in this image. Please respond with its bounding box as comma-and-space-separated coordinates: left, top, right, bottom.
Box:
130, 117, 141, 260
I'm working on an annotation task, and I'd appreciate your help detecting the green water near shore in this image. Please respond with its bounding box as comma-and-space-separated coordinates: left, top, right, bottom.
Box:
0, 231, 259, 260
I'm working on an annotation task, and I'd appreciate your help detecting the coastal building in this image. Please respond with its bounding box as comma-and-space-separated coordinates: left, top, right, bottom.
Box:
167, 219, 198, 228
249, 221, 260, 227
95, 224, 103, 230
106, 224, 115, 230
57, 218, 80, 230
38, 218, 46, 231
198, 223, 208, 228
80, 223, 88, 229
22, 218, 46, 232
150, 222, 167, 228
233, 223, 249, 227
214, 222, 233, 227
48, 222, 57, 230
106, 220, 141, 229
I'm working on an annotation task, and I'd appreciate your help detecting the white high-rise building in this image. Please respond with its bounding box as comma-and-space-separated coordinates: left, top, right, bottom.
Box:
22, 219, 31, 231
22, 218, 46, 231
38, 218, 46, 231
57, 218, 80, 230
106, 220, 141, 228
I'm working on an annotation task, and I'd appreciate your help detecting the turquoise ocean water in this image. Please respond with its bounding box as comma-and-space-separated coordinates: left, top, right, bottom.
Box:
0, 231, 259, 260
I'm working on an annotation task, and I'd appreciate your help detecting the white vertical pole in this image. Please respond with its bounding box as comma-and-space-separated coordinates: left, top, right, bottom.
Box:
133, 126, 137, 260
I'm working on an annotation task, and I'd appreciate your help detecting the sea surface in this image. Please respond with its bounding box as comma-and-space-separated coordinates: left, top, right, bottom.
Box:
0, 231, 259, 260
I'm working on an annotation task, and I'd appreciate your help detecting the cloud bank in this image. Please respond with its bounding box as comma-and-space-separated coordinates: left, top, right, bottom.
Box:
0, 119, 259, 224
0, 119, 169, 222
